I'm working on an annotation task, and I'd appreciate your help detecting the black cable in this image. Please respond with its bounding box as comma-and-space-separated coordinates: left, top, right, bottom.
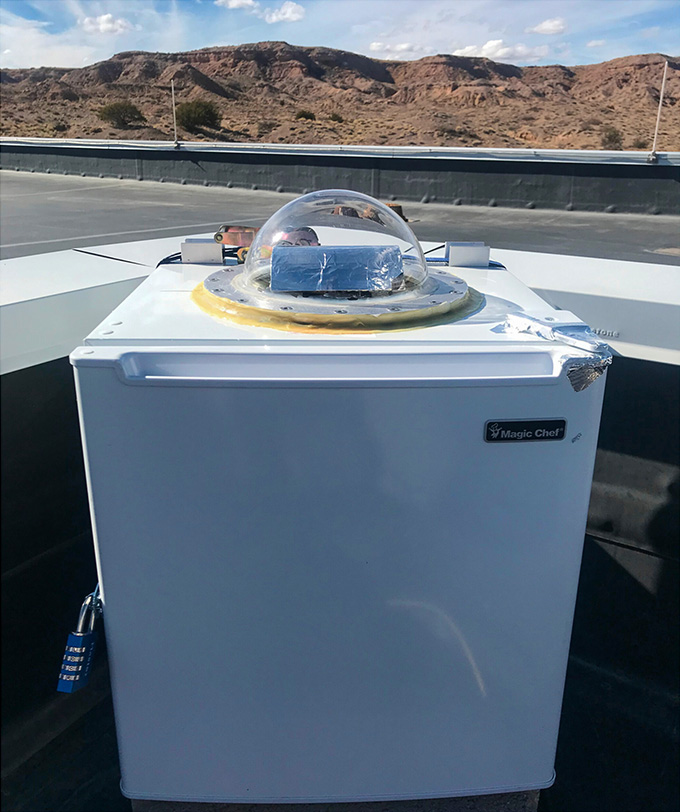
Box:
155, 252, 183, 268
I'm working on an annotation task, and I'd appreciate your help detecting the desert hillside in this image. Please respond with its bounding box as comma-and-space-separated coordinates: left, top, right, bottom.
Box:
0, 42, 677, 150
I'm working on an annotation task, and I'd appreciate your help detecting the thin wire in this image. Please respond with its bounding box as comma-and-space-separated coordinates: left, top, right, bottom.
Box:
171, 80, 178, 145
651, 60, 669, 155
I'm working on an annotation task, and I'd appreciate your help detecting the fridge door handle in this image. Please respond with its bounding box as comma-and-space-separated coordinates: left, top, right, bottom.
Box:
101, 349, 563, 387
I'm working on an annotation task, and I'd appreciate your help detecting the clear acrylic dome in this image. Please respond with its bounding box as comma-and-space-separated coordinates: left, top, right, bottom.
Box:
243, 190, 427, 295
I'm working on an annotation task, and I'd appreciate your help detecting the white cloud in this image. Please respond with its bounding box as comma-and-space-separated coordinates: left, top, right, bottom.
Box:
368, 40, 430, 58
214, 0, 258, 8
0, 2, 198, 67
587, 39, 605, 47
369, 41, 415, 53
80, 13, 133, 35
0, 9, 96, 68
452, 39, 549, 62
525, 17, 567, 35
215, 0, 304, 23
263, 1, 305, 23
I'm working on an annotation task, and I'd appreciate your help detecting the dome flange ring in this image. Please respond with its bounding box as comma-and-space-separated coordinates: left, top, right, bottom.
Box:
202, 267, 469, 316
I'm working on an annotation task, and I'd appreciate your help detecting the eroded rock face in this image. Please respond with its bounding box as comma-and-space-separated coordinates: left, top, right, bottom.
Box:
1, 41, 677, 149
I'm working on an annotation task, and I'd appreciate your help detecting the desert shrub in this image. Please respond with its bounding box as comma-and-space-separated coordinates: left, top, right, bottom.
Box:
98, 101, 145, 128
176, 100, 220, 133
438, 125, 477, 141
631, 137, 648, 149
257, 120, 277, 137
295, 109, 316, 121
601, 125, 623, 150
437, 126, 463, 138
53, 122, 68, 132
329, 112, 343, 123
60, 87, 79, 102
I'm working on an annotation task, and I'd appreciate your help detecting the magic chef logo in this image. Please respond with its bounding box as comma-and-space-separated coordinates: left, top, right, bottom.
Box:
485, 419, 566, 443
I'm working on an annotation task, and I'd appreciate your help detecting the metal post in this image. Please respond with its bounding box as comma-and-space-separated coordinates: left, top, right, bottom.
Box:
171, 79, 179, 147
649, 60, 668, 161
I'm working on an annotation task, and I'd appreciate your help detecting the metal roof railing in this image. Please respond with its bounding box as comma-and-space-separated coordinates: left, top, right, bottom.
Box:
2, 137, 679, 166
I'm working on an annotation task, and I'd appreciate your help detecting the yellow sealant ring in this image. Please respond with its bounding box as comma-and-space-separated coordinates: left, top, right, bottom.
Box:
191, 282, 484, 334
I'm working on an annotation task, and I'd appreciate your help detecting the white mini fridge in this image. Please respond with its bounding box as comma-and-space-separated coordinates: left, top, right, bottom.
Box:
71, 192, 609, 803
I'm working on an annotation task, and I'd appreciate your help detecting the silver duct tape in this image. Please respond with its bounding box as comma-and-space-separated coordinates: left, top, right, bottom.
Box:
563, 355, 612, 392
501, 314, 612, 391
270, 244, 403, 292
502, 314, 610, 354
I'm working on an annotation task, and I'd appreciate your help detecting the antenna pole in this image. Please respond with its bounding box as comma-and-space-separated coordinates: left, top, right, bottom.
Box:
649, 60, 668, 161
171, 79, 179, 147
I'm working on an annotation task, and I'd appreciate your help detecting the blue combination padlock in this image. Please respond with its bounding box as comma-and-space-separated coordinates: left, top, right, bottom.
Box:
57, 586, 101, 694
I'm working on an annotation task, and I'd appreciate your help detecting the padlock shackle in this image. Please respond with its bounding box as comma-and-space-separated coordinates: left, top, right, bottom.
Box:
75, 587, 101, 635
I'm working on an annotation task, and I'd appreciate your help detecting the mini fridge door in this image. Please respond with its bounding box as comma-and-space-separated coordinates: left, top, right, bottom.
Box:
72, 345, 606, 803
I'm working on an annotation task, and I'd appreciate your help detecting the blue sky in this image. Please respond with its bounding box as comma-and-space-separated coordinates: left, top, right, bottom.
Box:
0, 0, 678, 69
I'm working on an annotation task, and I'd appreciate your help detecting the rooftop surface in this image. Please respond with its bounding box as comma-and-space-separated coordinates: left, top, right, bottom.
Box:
1, 171, 679, 265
